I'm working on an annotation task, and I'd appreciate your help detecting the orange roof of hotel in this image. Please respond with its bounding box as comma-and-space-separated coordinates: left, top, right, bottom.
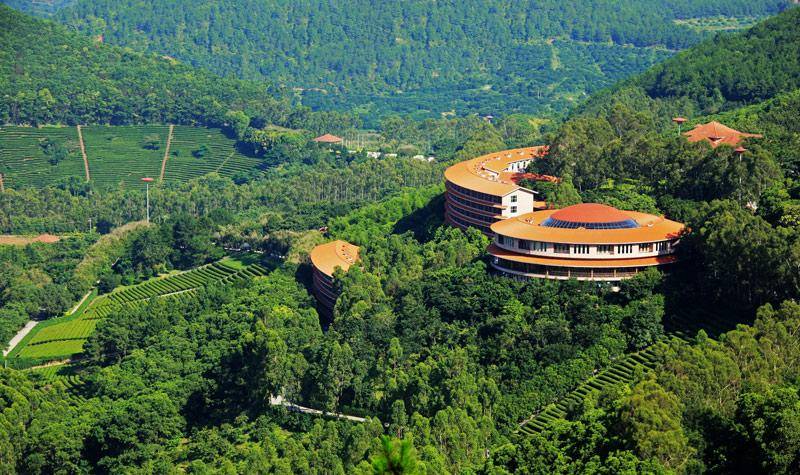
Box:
491, 205, 685, 245
550, 203, 631, 223
684, 121, 762, 148
444, 146, 553, 197
488, 243, 679, 268
313, 133, 343, 143
310, 240, 361, 277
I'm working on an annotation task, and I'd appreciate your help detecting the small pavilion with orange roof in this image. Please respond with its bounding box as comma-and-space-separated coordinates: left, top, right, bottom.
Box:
313, 133, 344, 145
683, 121, 762, 148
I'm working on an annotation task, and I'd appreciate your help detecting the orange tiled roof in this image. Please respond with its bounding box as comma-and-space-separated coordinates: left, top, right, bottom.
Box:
488, 243, 679, 268
490, 207, 685, 245
309, 240, 360, 277
550, 203, 631, 223
444, 146, 554, 197
684, 121, 762, 148
313, 133, 344, 143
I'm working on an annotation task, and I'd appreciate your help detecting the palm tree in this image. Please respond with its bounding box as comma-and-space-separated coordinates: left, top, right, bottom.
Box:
371, 436, 420, 474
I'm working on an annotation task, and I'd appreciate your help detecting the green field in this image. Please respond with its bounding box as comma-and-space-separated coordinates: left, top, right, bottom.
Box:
81, 125, 168, 188
0, 125, 265, 189
9, 257, 269, 362
0, 126, 85, 188
165, 126, 262, 182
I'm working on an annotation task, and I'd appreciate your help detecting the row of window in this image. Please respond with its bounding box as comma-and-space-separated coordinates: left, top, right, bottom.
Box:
446, 181, 502, 204
447, 211, 492, 234
492, 257, 649, 279
497, 236, 675, 255
448, 193, 499, 216
448, 202, 496, 225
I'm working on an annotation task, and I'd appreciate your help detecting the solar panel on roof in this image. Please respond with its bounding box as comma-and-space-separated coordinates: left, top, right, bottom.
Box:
541, 217, 640, 230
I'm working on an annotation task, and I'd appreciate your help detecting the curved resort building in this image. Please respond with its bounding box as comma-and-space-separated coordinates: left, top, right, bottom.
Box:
444, 146, 555, 236
309, 240, 360, 314
487, 203, 686, 281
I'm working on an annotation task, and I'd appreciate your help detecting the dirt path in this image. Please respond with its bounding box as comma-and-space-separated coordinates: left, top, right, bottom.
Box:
214, 150, 236, 173
76, 125, 90, 181
269, 395, 369, 423
68, 290, 94, 315
0, 172, 5, 192
26, 359, 72, 370
159, 124, 174, 182
3, 321, 38, 357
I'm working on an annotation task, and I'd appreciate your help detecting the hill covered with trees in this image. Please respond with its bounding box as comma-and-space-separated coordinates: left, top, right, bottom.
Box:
16, 0, 791, 122
0, 5, 294, 127
574, 6, 800, 123
0, 4, 800, 474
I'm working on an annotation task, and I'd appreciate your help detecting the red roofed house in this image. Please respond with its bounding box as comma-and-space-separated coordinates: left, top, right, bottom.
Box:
313, 133, 344, 145
684, 121, 762, 148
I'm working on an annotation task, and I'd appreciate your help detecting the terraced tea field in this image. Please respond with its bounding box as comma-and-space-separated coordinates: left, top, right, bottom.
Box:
0, 126, 85, 188
25, 363, 86, 399
165, 126, 262, 182
517, 307, 741, 436
9, 257, 269, 362
81, 126, 168, 188
0, 125, 265, 190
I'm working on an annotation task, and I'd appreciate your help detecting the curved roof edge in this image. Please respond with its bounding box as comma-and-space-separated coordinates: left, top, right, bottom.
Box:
310, 240, 361, 277
490, 207, 686, 245
488, 243, 679, 268
444, 146, 554, 197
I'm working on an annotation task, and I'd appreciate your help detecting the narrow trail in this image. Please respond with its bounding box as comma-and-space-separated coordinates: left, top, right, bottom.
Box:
214, 150, 236, 173
159, 124, 174, 182
269, 395, 370, 423
69, 290, 94, 315
76, 125, 90, 182
26, 359, 71, 370
0, 172, 5, 193
3, 321, 38, 357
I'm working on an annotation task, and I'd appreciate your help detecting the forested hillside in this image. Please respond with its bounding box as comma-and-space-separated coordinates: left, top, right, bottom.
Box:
0, 0, 73, 16
0, 5, 293, 127
575, 6, 800, 122
1, 4, 800, 474
27, 0, 791, 122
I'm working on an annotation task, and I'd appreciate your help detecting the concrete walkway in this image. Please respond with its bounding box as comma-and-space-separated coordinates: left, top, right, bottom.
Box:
269, 395, 369, 423
3, 321, 37, 356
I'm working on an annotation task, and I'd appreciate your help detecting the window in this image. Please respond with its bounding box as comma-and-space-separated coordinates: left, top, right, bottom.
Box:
510, 206, 517, 213
573, 244, 590, 254
554, 244, 571, 254
639, 243, 653, 253
510, 195, 517, 203
517, 239, 530, 250
597, 245, 614, 254
533, 241, 548, 252
617, 244, 633, 254
657, 241, 669, 252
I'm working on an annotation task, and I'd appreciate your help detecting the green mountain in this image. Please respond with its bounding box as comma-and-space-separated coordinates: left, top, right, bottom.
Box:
0, 5, 292, 127
576, 6, 800, 120
23, 0, 792, 122
0, 0, 74, 16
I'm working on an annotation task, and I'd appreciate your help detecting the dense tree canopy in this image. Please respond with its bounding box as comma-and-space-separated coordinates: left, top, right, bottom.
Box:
19, 0, 788, 122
